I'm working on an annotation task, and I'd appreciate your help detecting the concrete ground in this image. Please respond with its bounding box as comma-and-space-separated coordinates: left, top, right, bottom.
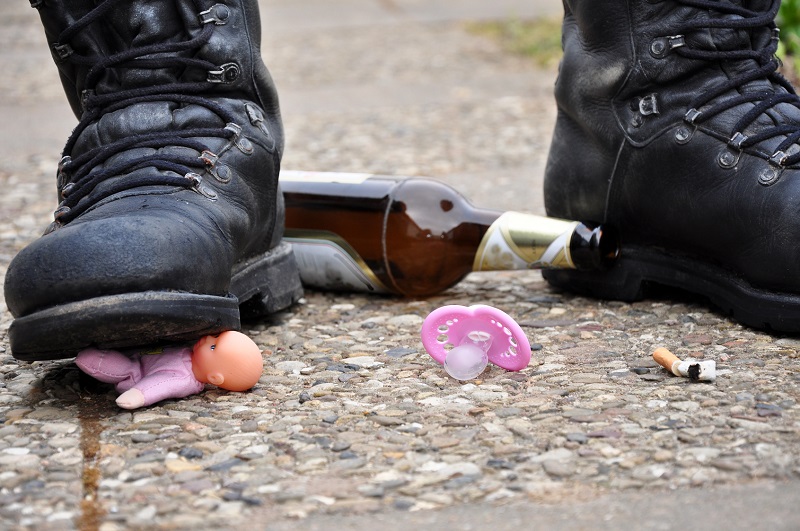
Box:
0, 1, 798, 530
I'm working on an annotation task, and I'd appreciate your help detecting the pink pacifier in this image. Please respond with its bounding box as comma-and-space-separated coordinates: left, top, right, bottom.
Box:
421, 304, 532, 380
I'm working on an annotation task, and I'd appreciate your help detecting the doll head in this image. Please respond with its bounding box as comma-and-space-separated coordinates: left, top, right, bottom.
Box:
191, 331, 264, 391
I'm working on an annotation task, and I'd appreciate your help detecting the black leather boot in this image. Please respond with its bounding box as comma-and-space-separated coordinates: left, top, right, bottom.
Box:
3, 0, 303, 360
543, 0, 800, 332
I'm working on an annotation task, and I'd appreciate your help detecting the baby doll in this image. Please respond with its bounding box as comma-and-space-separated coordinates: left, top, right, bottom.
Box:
76, 331, 263, 409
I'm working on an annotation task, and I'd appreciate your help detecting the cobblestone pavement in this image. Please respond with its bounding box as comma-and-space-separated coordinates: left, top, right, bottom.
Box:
0, 1, 799, 530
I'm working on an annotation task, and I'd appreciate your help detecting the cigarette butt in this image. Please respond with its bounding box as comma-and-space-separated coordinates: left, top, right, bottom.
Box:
653, 347, 681, 376
676, 359, 717, 382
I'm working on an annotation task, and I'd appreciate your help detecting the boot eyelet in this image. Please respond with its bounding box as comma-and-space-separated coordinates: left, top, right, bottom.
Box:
649, 35, 685, 58
675, 125, 694, 144
207, 63, 240, 84
244, 103, 276, 151
224, 122, 255, 154
729, 132, 748, 150
200, 150, 234, 183
224, 123, 242, 137
213, 164, 233, 183
199, 4, 230, 25
638, 94, 659, 116
200, 149, 219, 166
224, 64, 240, 83
758, 165, 783, 186
770, 150, 788, 167
684, 108, 702, 124
198, 184, 218, 200
650, 39, 668, 57
185, 172, 218, 200
717, 148, 740, 169
718, 132, 748, 168
237, 136, 254, 154
51, 43, 73, 62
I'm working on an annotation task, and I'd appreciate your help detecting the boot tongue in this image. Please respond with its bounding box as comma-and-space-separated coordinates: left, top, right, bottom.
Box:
705, 2, 777, 91
706, 1, 800, 152
95, 2, 195, 94
704, 0, 774, 53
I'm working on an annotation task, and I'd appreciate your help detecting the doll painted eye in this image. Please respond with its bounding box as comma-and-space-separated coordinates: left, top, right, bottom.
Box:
210, 344, 216, 350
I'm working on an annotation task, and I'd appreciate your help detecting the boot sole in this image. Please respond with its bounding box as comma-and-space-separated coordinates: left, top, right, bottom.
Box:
542, 245, 800, 333
232, 240, 304, 317
9, 241, 303, 361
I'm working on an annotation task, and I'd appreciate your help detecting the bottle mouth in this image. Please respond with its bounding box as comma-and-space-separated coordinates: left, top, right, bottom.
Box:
597, 225, 621, 265
570, 223, 620, 270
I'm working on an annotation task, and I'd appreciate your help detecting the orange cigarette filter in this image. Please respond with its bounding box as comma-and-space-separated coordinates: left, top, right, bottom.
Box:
653, 347, 680, 374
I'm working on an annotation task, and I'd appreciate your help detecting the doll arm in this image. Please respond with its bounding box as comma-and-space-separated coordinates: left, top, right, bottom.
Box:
116, 371, 205, 409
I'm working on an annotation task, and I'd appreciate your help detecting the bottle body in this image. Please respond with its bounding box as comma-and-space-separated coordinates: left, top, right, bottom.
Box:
280, 171, 618, 296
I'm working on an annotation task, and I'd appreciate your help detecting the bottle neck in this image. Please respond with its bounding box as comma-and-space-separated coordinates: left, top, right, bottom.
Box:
568, 223, 619, 270
473, 212, 603, 271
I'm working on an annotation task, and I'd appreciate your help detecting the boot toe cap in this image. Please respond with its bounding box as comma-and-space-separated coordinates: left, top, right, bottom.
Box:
4, 208, 232, 318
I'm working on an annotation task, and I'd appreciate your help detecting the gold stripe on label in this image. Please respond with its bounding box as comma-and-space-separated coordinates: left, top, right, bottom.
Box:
473, 212, 579, 271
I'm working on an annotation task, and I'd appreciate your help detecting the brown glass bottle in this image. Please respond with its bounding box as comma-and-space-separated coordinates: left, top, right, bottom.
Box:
280, 171, 619, 296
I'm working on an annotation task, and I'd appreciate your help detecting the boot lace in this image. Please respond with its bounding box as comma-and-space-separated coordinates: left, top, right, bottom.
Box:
42, 0, 250, 229
668, 0, 800, 171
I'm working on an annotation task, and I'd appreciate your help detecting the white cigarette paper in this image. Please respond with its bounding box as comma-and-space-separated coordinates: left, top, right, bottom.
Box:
653, 347, 716, 382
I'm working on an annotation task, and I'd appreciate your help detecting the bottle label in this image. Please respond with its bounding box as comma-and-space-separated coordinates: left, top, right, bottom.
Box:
285, 229, 389, 293
473, 212, 578, 271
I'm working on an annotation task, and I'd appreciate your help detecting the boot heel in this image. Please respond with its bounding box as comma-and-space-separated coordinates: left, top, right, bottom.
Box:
233, 241, 304, 317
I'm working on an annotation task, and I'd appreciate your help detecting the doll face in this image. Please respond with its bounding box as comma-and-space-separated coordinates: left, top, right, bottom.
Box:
194, 334, 217, 356
191, 331, 264, 391
192, 334, 225, 372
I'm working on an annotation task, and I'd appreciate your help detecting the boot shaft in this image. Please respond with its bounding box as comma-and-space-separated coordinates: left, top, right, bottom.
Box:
558, 0, 787, 135
29, 0, 281, 137
547, 0, 799, 221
